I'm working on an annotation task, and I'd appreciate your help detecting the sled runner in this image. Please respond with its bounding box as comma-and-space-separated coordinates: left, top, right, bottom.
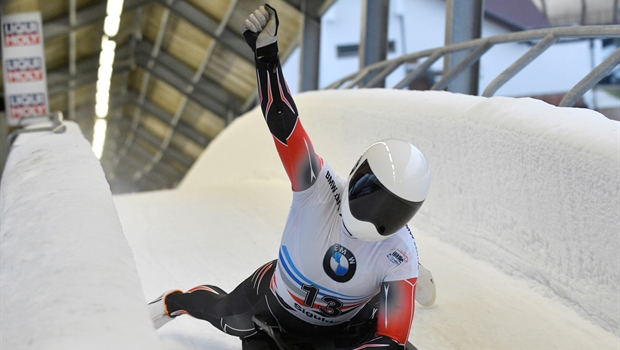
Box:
251, 316, 419, 350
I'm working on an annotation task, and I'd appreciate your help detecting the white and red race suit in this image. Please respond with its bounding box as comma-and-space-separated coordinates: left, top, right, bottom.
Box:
255, 49, 420, 346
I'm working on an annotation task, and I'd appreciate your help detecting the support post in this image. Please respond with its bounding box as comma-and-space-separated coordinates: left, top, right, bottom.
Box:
359, 0, 389, 87
299, 0, 321, 92
444, 0, 484, 95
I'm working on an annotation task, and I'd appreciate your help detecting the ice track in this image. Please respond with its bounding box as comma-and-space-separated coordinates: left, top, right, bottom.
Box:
2, 89, 618, 349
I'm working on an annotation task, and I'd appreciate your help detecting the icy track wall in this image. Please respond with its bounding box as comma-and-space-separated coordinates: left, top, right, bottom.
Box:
182, 89, 619, 335
0, 122, 162, 350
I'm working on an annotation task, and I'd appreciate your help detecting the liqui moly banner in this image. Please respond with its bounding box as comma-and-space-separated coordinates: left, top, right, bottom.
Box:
2, 12, 49, 126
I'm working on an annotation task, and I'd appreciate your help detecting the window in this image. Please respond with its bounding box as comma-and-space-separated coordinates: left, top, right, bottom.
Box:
337, 41, 396, 58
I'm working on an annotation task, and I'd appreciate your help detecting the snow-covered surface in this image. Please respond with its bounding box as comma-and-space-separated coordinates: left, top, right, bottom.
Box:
0, 122, 161, 350
1, 90, 618, 349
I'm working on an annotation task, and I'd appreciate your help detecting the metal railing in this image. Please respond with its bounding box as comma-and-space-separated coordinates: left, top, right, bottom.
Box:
1, 110, 67, 180
7, 111, 67, 148
325, 25, 620, 108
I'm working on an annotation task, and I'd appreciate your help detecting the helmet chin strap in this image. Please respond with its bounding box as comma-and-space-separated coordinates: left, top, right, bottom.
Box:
341, 220, 355, 238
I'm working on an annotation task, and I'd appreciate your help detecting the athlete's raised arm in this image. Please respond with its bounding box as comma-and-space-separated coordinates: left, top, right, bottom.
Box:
242, 5, 321, 192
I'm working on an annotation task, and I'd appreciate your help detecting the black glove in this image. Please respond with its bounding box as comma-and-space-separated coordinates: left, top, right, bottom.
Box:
241, 4, 279, 58
353, 336, 405, 350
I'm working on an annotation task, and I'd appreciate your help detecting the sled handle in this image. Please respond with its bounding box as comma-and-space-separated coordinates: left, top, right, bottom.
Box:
252, 316, 294, 350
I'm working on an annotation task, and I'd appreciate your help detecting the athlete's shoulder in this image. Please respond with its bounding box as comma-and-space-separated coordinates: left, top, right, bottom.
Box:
292, 160, 344, 212
383, 225, 419, 261
390, 225, 417, 245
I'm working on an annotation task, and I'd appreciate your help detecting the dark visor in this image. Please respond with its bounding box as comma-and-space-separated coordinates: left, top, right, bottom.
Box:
348, 160, 423, 236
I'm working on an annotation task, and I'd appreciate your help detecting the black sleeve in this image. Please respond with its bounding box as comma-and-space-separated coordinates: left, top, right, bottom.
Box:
253, 54, 299, 145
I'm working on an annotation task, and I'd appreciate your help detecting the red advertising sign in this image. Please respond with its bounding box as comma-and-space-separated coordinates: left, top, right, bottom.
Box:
5, 57, 45, 82
3, 20, 41, 47
8, 93, 48, 119
2, 12, 49, 126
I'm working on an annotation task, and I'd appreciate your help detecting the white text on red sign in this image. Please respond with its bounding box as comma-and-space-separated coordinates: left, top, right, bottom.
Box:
3, 21, 41, 47
8, 93, 48, 119
5, 57, 44, 82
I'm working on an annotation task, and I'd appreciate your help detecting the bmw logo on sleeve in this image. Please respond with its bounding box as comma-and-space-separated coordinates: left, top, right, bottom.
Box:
323, 244, 356, 282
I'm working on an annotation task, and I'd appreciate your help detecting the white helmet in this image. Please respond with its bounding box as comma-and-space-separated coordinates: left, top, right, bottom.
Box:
341, 139, 431, 241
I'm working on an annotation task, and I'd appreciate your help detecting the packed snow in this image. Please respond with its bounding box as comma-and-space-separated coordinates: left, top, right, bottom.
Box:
1, 89, 618, 350
1, 123, 160, 350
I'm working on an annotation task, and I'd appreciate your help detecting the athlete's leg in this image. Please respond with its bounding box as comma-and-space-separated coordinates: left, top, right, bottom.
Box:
164, 260, 277, 338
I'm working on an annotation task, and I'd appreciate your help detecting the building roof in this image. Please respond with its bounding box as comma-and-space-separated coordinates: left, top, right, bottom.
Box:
1, 0, 334, 193
485, 0, 551, 31
530, 0, 619, 26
